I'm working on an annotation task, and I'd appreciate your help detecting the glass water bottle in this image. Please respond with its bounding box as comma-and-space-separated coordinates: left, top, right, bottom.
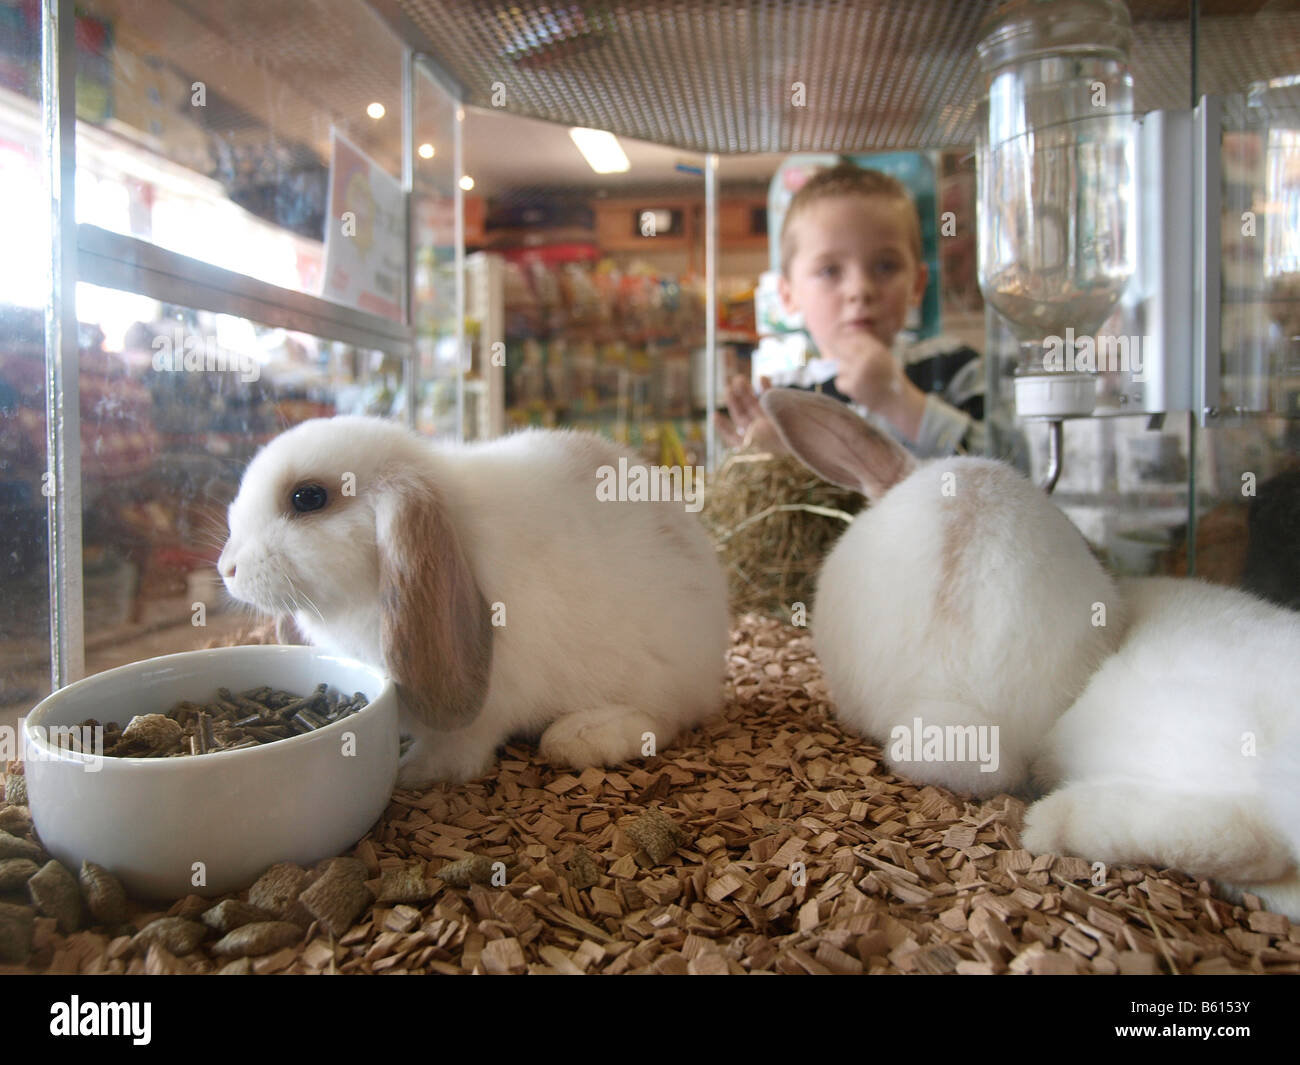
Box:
976, 0, 1138, 417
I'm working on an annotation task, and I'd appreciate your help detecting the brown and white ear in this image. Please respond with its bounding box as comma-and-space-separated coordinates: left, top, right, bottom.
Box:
760, 388, 917, 502
373, 475, 493, 730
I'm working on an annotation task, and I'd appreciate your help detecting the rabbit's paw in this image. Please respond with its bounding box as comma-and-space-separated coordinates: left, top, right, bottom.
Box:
396, 738, 492, 789
539, 706, 664, 769
1020, 789, 1078, 857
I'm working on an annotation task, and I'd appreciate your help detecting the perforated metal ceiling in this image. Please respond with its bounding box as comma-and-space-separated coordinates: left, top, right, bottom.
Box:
377, 0, 1300, 152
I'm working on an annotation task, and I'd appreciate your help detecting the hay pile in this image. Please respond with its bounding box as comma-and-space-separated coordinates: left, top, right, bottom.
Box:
702, 449, 862, 620
4, 614, 1298, 975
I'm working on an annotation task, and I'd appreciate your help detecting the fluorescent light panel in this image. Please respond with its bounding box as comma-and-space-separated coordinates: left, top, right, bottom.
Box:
568, 127, 629, 174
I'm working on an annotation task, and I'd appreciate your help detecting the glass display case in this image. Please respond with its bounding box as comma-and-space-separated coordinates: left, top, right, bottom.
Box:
10, 0, 1300, 738
975, 2, 1300, 601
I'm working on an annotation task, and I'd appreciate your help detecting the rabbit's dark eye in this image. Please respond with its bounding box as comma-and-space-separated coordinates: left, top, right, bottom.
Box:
291, 483, 328, 513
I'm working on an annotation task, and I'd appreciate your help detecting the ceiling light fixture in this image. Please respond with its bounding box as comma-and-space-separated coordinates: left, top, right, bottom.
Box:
366, 102, 385, 119
459, 175, 475, 191
568, 127, 629, 174
418, 143, 435, 159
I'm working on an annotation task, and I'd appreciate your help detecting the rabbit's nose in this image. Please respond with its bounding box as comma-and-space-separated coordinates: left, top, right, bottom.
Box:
219, 556, 236, 580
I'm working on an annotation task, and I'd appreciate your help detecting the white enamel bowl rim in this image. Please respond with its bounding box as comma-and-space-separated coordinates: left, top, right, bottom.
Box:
23, 645, 393, 766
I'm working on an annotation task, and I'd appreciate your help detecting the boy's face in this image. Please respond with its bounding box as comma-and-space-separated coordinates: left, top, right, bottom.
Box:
779, 195, 928, 355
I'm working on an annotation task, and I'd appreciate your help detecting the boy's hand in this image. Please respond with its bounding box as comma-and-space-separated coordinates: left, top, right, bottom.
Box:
831, 334, 926, 442
831, 333, 903, 410
715, 374, 789, 454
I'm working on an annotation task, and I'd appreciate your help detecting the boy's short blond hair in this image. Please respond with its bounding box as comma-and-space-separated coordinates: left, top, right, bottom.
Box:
779, 162, 923, 276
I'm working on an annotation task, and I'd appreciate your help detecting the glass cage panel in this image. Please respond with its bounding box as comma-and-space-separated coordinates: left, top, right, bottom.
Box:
70, 0, 406, 306
0, 302, 49, 741
62, 282, 398, 679
0, 3, 48, 746
412, 62, 462, 441
1190, 5, 1300, 607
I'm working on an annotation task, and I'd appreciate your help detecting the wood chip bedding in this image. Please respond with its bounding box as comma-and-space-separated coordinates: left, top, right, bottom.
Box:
2, 614, 1297, 975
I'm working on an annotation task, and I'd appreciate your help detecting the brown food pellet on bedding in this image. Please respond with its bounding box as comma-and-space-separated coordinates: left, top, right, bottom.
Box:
3, 773, 26, 807
566, 846, 602, 890
376, 861, 437, 903
0, 806, 32, 835
0, 901, 35, 963
211, 921, 304, 958
201, 899, 276, 935
79, 862, 127, 926
27, 860, 82, 933
624, 807, 692, 864
247, 862, 309, 920
133, 916, 207, 956
0, 829, 40, 861
436, 855, 496, 888
0, 858, 39, 892
299, 863, 373, 936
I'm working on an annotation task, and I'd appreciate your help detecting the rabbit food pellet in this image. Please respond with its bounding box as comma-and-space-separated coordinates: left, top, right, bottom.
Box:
83, 684, 370, 758
0, 901, 34, 963
247, 862, 310, 920
624, 807, 692, 864
211, 920, 304, 959
0, 858, 39, 892
27, 859, 82, 934
201, 899, 275, 935
298, 863, 373, 937
132, 916, 207, 956
79, 861, 127, 927
0, 806, 31, 834
2, 773, 26, 807
0, 829, 41, 861
435, 855, 495, 888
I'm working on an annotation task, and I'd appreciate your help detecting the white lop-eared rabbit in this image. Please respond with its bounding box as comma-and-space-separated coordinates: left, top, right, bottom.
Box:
218, 416, 729, 787
759, 388, 1123, 798
1023, 577, 1300, 919
761, 388, 1300, 918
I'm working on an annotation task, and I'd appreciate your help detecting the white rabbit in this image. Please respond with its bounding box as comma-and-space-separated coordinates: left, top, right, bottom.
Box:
760, 388, 1123, 797
218, 415, 729, 787
1022, 576, 1300, 920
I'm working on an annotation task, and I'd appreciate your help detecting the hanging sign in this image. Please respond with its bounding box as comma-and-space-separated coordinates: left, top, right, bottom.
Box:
322, 129, 404, 321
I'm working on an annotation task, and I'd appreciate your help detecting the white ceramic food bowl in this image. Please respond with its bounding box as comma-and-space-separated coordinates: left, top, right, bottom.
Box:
22, 645, 398, 900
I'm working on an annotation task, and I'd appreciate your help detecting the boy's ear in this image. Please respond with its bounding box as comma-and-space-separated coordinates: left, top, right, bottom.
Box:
911, 259, 929, 306
778, 272, 797, 314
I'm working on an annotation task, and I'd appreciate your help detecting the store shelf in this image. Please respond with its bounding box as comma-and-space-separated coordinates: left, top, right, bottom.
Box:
77, 225, 414, 357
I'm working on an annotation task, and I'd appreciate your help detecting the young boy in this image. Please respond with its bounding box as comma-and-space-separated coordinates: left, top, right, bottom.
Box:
721, 163, 1021, 466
